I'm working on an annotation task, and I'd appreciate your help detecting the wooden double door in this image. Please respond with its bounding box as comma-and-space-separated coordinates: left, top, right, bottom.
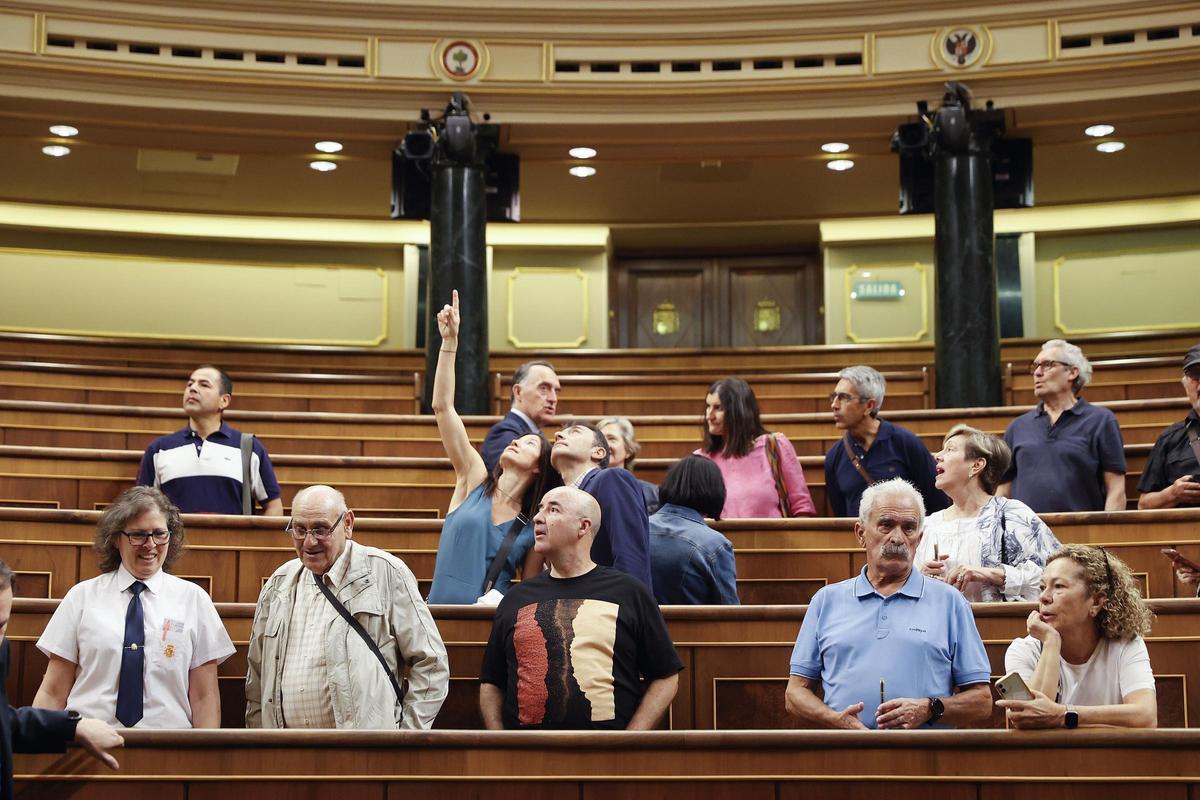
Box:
612, 253, 822, 349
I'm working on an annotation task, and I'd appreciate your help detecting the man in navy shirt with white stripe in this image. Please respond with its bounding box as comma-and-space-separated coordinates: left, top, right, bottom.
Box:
137, 366, 283, 516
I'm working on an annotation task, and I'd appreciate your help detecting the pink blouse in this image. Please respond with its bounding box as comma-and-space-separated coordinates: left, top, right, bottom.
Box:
695, 433, 816, 519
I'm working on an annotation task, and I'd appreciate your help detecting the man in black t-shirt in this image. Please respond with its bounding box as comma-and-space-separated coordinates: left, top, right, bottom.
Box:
479, 487, 682, 730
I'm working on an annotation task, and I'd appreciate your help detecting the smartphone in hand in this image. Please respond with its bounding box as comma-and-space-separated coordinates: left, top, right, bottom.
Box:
995, 670, 1034, 702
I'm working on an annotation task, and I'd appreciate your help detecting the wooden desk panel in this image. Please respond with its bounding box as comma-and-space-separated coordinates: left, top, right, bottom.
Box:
12, 728, 1200, 799
6, 600, 1200, 734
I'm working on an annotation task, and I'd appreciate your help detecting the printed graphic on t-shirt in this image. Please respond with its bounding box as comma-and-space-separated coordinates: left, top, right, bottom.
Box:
513, 598, 618, 726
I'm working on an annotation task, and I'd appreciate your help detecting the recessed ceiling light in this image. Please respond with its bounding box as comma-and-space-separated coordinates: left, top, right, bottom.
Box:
568, 146, 597, 159
309, 160, 338, 171
821, 142, 850, 153
42, 145, 71, 157
314, 141, 343, 153
48, 124, 79, 137
826, 159, 855, 171
1084, 124, 1115, 137
1095, 141, 1125, 153
569, 165, 596, 178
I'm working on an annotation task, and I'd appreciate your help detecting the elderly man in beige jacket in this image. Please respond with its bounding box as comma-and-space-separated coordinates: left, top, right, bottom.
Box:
245, 485, 448, 729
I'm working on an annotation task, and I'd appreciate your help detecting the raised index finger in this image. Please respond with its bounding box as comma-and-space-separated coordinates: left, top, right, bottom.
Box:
452, 288, 459, 311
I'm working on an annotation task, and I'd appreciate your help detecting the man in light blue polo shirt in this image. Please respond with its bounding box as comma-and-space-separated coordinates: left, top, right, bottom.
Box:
785, 477, 992, 729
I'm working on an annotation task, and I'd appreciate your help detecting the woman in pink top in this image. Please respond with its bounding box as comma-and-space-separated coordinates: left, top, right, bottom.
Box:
695, 377, 816, 519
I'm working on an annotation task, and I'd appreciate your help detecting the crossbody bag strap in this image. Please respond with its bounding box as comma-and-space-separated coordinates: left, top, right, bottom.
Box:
841, 432, 875, 486
996, 498, 1010, 599
763, 433, 791, 518
481, 513, 530, 596
240, 433, 255, 515
312, 571, 406, 709
1187, 421, 1200, 466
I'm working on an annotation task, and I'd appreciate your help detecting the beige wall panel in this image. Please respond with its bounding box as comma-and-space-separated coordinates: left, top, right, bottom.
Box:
46, 17, 365, 55
988, 23, 1051, 66
823, 241, 934, 345
377, 39, 439, 79
0, 247, 388, 346
873, 31, 938, 74
483, 43, 545, 81
1033, 226, 1200, 338
490, 248, 608, 349
0, 11, 36, 55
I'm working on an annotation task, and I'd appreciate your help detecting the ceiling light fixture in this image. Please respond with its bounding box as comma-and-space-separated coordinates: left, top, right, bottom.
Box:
1084, 124, 1115, 137
821, 142, 850, 153
826, 159, 855, 171
309, 160, 338, 171
569, 165, 596, 178
48, 124, 79, 137
314, 141, 343, 153
42, 145, 71, 157
1095, 141, 1125, 153
568, 146, 597, 159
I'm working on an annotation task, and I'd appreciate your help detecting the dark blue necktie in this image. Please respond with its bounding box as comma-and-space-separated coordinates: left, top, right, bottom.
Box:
116, 580, 146, 727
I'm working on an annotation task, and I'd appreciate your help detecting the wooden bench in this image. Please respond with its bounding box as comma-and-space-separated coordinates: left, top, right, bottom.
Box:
5, 598, 1200, 733
0, 394, 1187, 459
0, 360, 425, 414
2, 328, 1196, 377
0, 438, 1164, 518
3, 507, 1198, 605
491, 369, 935, 415
14, 728, 1200, 798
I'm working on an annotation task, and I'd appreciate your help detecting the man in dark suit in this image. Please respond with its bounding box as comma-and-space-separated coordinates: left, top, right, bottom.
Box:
482, 360, 562, 472
1, 561, 123, 796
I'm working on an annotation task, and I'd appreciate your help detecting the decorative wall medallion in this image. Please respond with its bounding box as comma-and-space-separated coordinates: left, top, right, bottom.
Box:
754, 299, 781, 333
652, 302, 680, 336
938, 27, 984, 68
439, 40, 481, 80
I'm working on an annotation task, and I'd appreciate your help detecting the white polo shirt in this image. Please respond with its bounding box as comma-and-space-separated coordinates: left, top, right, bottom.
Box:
37, 564, 235, 728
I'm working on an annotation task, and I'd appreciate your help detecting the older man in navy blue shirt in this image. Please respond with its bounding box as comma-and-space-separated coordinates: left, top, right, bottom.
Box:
824, 365, 948, 517
785, 478, 992, 730
999, 339, 1126, 513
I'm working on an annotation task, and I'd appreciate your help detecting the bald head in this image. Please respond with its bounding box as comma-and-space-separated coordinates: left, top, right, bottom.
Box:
292, 484, 347, 515
533, 486, 602, 573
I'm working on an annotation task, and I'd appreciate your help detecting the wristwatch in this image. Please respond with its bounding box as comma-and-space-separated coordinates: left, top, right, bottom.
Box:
1064, 706, 1079, 729
64, 709, 81, 739
927, 697, 945, 724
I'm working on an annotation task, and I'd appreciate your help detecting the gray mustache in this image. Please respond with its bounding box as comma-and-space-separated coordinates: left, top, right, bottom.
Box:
880, 544, 911, 559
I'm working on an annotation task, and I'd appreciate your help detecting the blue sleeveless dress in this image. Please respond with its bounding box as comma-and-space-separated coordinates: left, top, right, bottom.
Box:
427, 484, 534, 604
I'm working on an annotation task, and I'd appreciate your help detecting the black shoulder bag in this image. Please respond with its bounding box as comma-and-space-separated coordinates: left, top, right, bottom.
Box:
312, 571, 407, 708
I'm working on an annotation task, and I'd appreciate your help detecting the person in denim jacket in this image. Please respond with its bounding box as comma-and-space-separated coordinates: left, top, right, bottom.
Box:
648, 456, 739, 605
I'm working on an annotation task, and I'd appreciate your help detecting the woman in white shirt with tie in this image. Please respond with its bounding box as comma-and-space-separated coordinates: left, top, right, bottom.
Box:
32, 486, 234, 728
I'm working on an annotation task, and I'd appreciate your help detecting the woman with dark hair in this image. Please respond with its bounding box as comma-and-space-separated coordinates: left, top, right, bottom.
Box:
695, 377, 816, 519
917, 424, 1060, 601
32, 486, 234, 728
648, 456, 739, 605
428, 290, 559, 604
999, 545, 1157, 728
597, 415, 660, 514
